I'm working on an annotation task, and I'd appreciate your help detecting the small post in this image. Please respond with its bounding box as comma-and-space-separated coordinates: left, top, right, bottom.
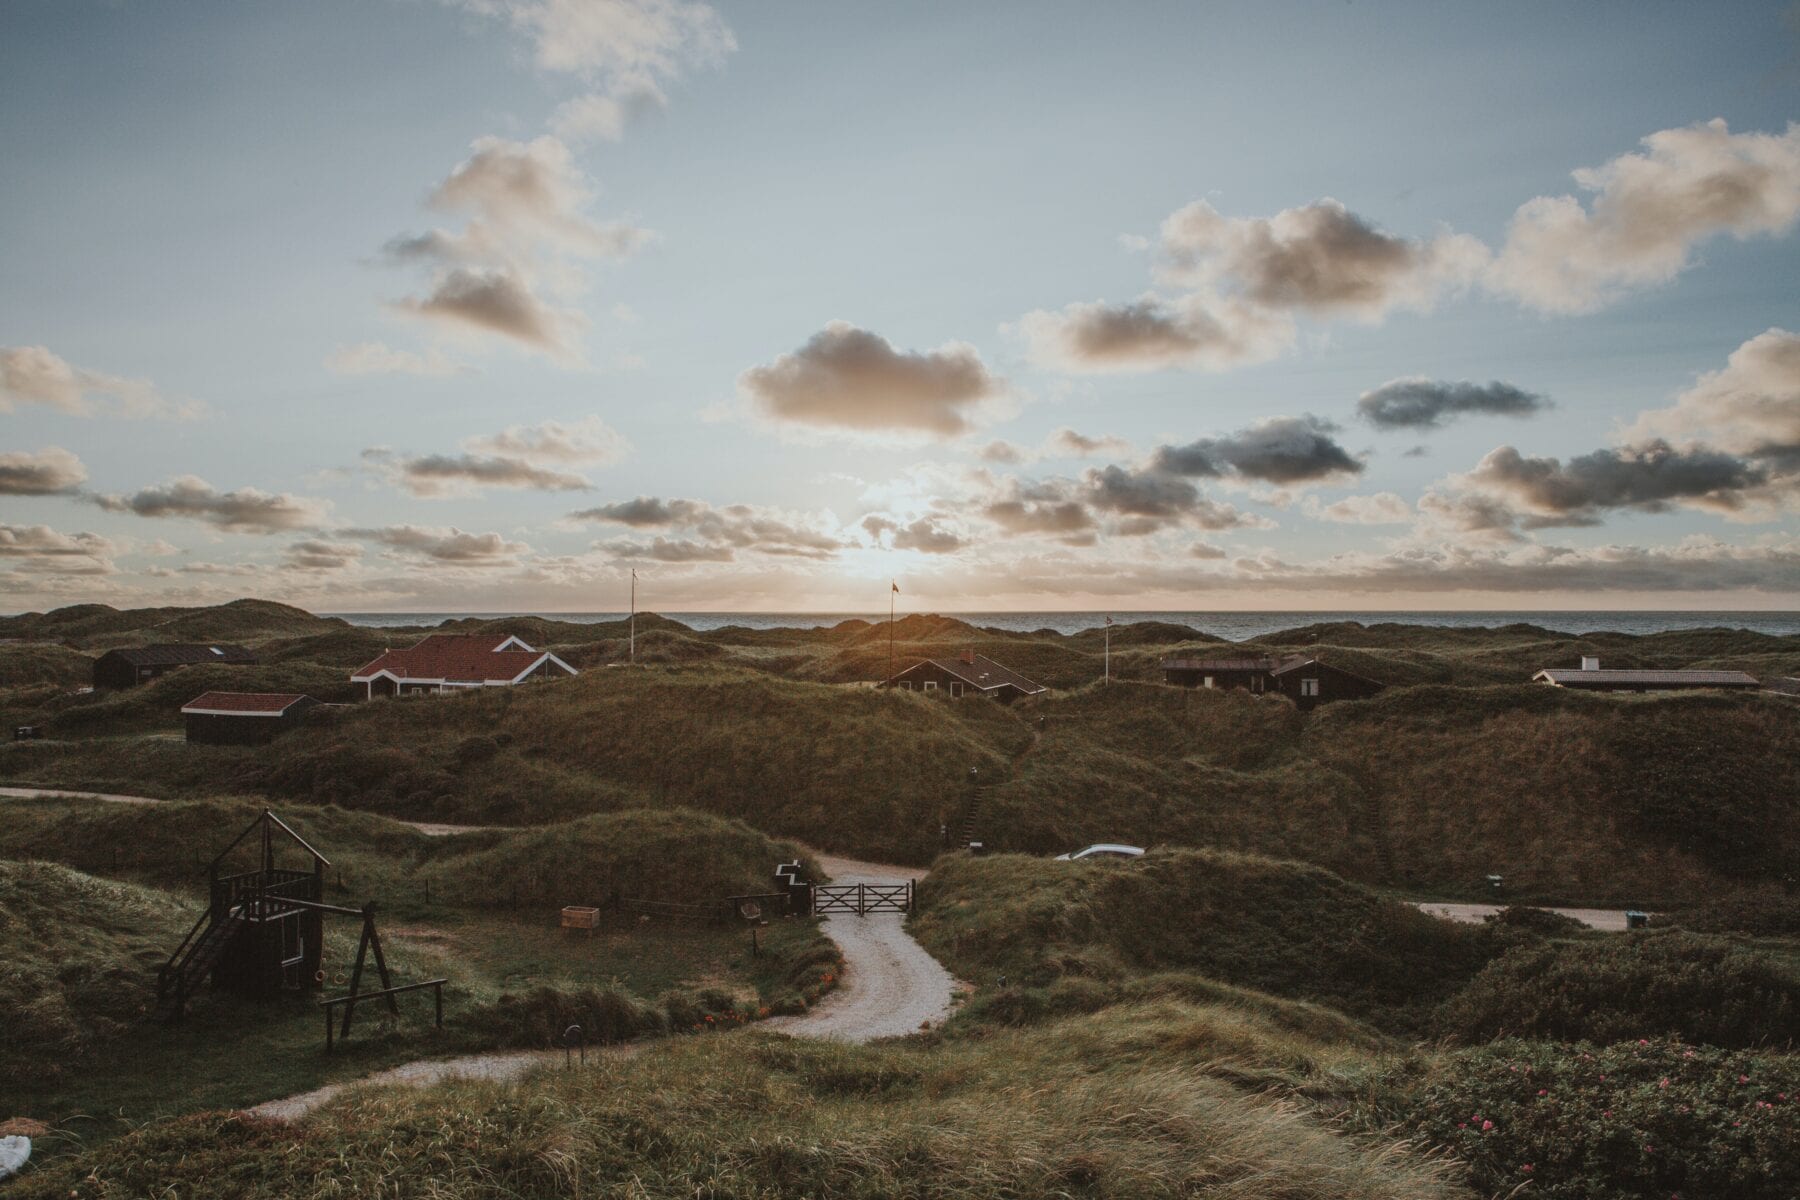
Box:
751, 926, 760, 957
434, 982, 443, 1029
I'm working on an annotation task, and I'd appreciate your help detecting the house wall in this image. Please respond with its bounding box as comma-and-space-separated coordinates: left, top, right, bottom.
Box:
887, 661, 989, 700
1162, 665, 1271, 693
185, 702, 316, 745
1273, 663, 1384, 711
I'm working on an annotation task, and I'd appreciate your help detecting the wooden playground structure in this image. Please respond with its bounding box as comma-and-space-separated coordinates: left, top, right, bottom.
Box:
156, 809, 445, 1049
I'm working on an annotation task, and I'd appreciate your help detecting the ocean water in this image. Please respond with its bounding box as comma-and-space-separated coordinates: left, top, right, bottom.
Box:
329, 610, 1800, 639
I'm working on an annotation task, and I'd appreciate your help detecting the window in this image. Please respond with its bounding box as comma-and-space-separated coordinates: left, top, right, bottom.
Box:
1203, 676, 1215, 689
949, 682, 964, 697
924, 681, 938, 692
1300, 678, 1320, 697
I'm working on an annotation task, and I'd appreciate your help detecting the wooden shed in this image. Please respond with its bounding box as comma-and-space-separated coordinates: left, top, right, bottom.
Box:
182, 692, 319, 744
1532, 661, 1761, 693
93, 643, 257, 689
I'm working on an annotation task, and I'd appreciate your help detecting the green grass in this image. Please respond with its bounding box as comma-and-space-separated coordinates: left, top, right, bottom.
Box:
14, 999, 1469, 1200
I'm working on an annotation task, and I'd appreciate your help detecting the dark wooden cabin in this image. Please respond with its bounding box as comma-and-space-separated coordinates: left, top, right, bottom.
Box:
1160, 654, 1384, 712
881, 650, 1047, 703
182, 691, 319, 744
93, 643, 257, 689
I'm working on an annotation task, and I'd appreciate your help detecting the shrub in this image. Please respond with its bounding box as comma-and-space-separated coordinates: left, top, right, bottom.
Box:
1433, 932, 1800, 1049
1360, 1039, 1800, 1200
460, 983, 666, 1047
1653, 886, 1800, 937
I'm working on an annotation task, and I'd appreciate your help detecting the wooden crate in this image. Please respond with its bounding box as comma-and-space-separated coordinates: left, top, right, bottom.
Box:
560, 905, 600, 930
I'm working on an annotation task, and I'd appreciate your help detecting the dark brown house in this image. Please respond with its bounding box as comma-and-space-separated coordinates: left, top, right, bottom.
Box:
182, 692, 319, 744
93, 643, 257, 689
1532, 657, 1760, 693
1160, 655, 1384, 712
883, 650, 1047, 703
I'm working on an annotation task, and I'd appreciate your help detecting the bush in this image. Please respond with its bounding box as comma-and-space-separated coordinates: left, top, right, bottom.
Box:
1433, 932, 1800, 1049
1653, 887, 1800, 937
461, 984, 667, 1047
1360, 1039, 1800, 1200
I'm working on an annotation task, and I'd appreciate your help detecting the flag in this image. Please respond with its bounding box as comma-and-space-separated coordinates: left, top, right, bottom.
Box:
1105, 614, 1113, 626
892, 581, 900, 594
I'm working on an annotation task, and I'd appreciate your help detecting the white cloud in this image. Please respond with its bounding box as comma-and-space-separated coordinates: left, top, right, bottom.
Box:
0, 446, 88, 495
0, 345, 197, 418
1489, 120, 1800, 313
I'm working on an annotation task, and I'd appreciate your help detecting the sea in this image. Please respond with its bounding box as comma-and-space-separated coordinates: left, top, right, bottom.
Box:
328, 611, 1800, 639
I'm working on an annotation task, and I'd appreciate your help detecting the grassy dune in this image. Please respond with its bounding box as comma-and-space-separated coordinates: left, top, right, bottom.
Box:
12, 1003, 1467, 1200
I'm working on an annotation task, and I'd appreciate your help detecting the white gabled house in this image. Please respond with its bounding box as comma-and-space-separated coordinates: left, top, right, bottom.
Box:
350, 633, 577, 699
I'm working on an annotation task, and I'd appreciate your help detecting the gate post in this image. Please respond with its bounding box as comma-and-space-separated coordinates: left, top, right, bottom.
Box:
857, 883, 867, 916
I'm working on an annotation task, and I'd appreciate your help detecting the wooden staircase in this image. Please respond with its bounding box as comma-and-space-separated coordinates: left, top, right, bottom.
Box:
155, 909, 245, 1021
959, 786, 992, 849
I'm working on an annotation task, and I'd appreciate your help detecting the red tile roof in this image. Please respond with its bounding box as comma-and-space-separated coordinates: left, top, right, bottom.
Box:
182, 691, 311, 715
351, 633, 562, 684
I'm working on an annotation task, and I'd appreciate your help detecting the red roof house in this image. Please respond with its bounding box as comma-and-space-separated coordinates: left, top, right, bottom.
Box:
350, 633, 576, 699
181, 692, 320, 744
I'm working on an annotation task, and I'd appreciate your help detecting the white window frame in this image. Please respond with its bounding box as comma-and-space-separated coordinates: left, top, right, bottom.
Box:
1203, 676, 1215, 689
924, 680, 938, 692
949, 681, 964, 697
1300, 678, 1320, 697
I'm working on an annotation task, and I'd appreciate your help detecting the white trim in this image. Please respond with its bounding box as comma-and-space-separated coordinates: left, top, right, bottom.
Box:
181, 706, 297, 718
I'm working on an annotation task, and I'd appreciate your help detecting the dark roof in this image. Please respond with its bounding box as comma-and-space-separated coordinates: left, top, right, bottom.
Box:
101, 643, 257, 666
182, 692, 312, 715
1535, 668, 1760, 687
895, 654, 1046, 694
1160, 657, 1277, 672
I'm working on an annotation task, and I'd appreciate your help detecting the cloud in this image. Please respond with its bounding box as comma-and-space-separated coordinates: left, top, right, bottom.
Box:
96, 477, 328, 533
978, 428, 1132, 464
1357, 378, 1550, 430
1303, 491, 1413, 524
1159, 198, 1489, 318
862, 514, 966, 554
598, 536, 735, 562
1152, 415, 1363, 485
571, 495, 844, 558
347, 525, 529, 565
385, 452, 593, 497
1460, 441, 1769, 526
282, 540, 364, 571
0, 345, 194, 418
0, 446, 87, 495
1015, 294, 1294, 373
325, 342, 467, 377
445, 0, 735, 144
1489, 120, 1800, 312
465, 415, 629, 464
739, 321, 1009, 438
1626, 327, 1800, 468
978, 466, 1264, 540
384, 135, 651, 360
0, 523, 116, 569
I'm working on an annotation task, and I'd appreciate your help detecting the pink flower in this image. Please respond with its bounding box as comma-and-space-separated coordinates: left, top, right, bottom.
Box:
1481, 1120, 1494, 1132
1522, 1164, 1534, 1173
1659, 1077, 1670, 1088
1740, 1075, 1751, 1084
1537, 1089, 1548, 1096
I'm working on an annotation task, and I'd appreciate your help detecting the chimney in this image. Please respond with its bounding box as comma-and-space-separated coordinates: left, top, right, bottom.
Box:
961, 647, 975, 664
1581, 656, 1600, 671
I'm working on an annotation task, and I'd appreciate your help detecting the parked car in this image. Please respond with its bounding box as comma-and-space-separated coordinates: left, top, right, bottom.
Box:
1053, 843, 1145, 862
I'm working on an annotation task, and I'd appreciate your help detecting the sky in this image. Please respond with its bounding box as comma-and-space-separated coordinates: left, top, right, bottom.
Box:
3, 0, 1799, 614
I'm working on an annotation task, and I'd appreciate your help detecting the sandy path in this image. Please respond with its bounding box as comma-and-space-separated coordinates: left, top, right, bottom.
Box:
0, 786, 494, 837
764, 851, 960, 1043
1415, 902, 1635, 932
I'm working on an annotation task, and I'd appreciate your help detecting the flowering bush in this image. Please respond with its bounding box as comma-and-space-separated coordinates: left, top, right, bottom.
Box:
1359, 1039, 1799, 1199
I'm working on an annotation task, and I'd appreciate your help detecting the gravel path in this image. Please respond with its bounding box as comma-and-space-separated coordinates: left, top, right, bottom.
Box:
1415, 901, 1635, 932
764, 851, 960, 1043
0, 786, 494, 837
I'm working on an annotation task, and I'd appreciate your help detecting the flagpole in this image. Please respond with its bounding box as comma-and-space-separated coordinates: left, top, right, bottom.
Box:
1104, 615, 1112, 683
630, 569, 636, 664
888, 583, 895, 684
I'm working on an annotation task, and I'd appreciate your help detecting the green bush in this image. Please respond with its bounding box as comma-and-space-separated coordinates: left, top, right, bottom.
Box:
1433, 932, 1800, 1049
1653, 887, 1800, 937
1361, 1039, 1800, 1200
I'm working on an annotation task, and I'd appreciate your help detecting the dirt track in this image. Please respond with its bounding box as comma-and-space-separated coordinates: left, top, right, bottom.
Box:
1415, 901, 1634, 932
764, 852, 961, 1043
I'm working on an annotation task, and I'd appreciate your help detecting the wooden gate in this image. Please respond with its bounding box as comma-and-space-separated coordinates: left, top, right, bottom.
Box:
811, 882, 913, 915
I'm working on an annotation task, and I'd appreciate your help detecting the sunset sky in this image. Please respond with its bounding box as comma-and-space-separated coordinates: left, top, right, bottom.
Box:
4, 0, 1798, 613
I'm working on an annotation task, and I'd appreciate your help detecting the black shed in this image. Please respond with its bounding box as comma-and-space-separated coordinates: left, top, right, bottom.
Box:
94, 643, 257, 689
182, 692, 318, 744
